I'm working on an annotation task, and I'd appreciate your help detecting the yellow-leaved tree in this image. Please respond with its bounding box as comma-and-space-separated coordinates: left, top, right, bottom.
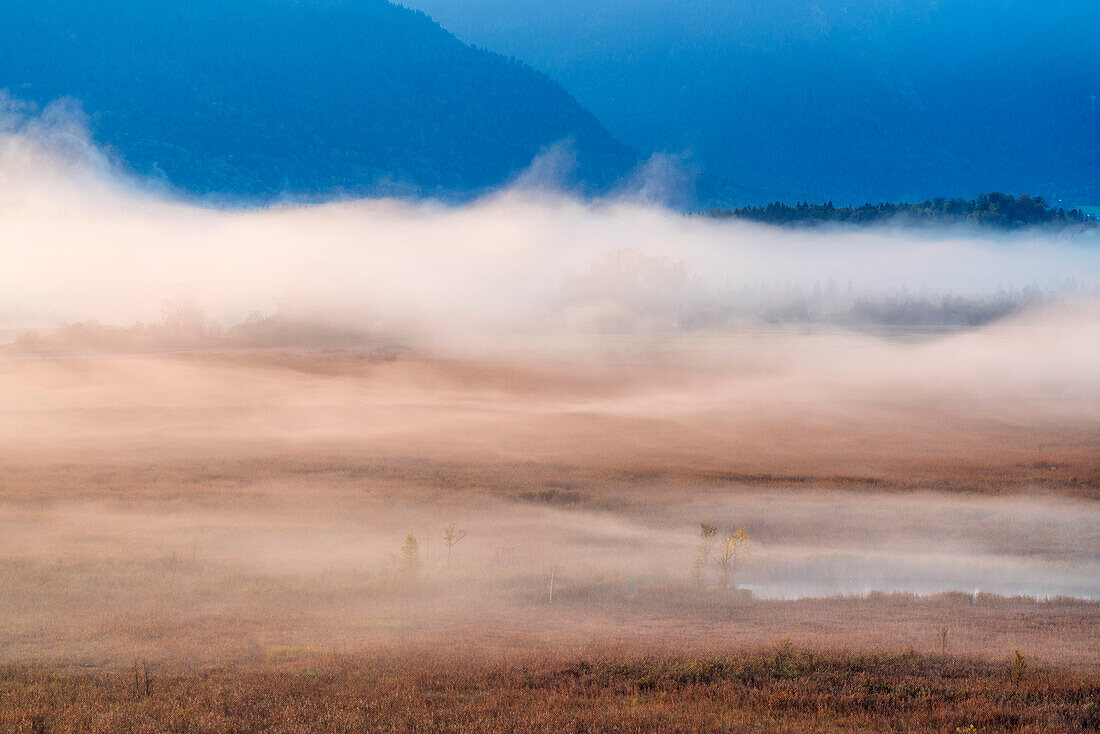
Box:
716, 526, 750, 591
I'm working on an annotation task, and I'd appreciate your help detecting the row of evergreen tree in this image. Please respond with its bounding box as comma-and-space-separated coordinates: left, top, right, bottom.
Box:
705, 193, 1096, 230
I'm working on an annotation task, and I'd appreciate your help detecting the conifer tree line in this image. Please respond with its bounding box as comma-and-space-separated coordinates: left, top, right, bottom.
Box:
706, 193, 1096, 230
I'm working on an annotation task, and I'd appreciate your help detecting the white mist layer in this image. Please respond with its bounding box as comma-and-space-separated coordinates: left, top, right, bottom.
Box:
2, 484, 1095, 602
1, 103, 1098, 344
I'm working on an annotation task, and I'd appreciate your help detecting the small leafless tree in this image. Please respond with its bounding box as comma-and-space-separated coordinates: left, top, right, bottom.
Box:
132, 659, 153, 698
442, 523, 468, 568
694, 523, 719, 588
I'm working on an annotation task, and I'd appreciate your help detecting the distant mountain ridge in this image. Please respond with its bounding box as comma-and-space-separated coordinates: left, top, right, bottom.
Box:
0, 0, 637, 200
404, 0, 1100, 206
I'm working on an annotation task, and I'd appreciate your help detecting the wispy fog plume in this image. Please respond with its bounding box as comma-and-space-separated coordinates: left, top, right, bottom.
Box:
1, 104, 1097, 347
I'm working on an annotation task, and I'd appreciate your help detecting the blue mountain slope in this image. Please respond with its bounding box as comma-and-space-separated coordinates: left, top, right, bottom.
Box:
0, 0, 637, 200
403, 0, 1100, 205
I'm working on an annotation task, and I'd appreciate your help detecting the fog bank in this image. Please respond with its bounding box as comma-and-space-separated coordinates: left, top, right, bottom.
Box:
2, 103, 1098, 347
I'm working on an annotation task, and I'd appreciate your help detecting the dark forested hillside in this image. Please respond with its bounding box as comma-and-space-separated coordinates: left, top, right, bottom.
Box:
0, 0, 636, 200
706, 193, 1098, 230
405, 0, 1100, 207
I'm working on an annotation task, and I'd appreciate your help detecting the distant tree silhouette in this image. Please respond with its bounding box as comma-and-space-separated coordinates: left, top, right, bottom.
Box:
399, 535, 421, 581
705, 193, 1095, 230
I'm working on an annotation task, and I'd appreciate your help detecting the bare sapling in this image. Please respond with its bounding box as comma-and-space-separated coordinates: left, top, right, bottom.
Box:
442, 523, 468, 568
693, 523, 719, 588
132, 660, 153, 698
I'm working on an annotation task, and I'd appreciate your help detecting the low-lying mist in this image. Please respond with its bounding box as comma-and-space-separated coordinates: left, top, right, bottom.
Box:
2, 101, 1098, 347
1, 102, 1098, 668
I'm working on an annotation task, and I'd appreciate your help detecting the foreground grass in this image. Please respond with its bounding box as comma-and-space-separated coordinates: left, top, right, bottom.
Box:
2, 648, 1097, 733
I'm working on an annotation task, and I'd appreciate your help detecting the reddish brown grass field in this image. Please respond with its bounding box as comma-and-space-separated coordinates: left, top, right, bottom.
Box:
1, 345, 1097, 731
2, 647, 1098, 734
